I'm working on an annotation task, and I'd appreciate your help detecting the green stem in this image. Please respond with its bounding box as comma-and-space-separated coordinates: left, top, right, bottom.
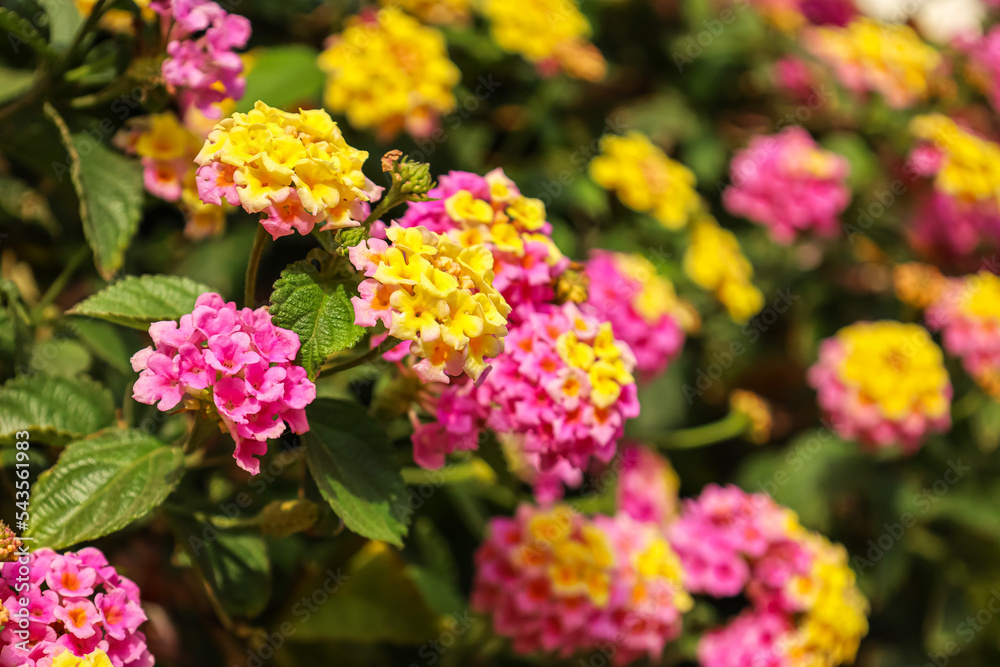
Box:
0, 0, 112, 123
32, 245, 89, 321
319, 336, 400, 378
244, 225, 270, 308
360, 182, 404, 230
183, 415, 219, 455
645, 411, 751, 450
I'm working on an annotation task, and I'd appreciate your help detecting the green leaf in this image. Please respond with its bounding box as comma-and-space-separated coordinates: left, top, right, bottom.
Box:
303, 398, 409, 547
0, 374, 115, 446
0, 10, 54, 60
26, 428, 184, 549
45, 104, 144, 279
37, 0, 83, 50
0, 67, 35, 106
28, 338, 91, 377
235, 45, 324, 113
270, 261, 365, 379
288, 544, 440, 644
69, 317, 134, 374
167, 511, 272, 618
69, 274, 215, 329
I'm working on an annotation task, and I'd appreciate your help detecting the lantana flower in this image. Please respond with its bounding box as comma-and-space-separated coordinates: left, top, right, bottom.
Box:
349, 225, 512, 384
131, 292, 316, 474
472, 503, 692, 666
151, 0, 251, 115
683, 214, 765, 324
807, 320, 952, 452
926, 271, 1000, 400
318, 9, 460, 139
411, 302, 639, 472
589, 132, 701, 231
805, 18, 943, 108
481, 0, 606, 81
0, 548, 152, 667
584, 251, 696, 378
392, 168, 569, 314
194, 101, 381, 240
723, 127, 851, 244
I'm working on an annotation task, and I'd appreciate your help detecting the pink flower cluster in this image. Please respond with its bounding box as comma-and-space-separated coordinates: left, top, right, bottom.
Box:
131, 292, 315, 475
724, 127, 851, 244
411, 303, 639, 473
151, 0, 250, 115
961, 27, 1000, 113
584, 251, 686, 378
910, 191, 1000, 262
472, 504, 691, 667
698, 609, 794, 667
392, 169, 570, 315
668, 485, 812, 607
0, 548, 151, 667
615, 444, 680, 528
926, 273, 1000, 399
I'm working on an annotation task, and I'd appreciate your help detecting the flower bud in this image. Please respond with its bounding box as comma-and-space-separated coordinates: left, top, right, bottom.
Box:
0, 521, 21, 563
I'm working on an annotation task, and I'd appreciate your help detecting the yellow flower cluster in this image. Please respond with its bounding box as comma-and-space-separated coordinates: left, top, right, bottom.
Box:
526, 505, 617, 605
807, 18, 942, 108
359, 226, 511, 382
555, 322, 636, 408
194, 101, 373, 231
52, 650, 113, 667
481, 0, 606, 81
961, 271, 1000, 322
590, 132, 701, 231
786, 536, 869, 667
836, 321, 950, 421
318, 9, 460, 139
910, 114, 1000, 209
729, 389, 772, 444
381, 0, 471, 25
613, 253, 700, 332
449, 170, 562, 251
683, 215, 764, 323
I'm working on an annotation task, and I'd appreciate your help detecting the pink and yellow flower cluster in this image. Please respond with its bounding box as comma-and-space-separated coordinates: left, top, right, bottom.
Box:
472, 504, 691, 666
672, 485, 868, 667
480, 0, 606, 81
318, 9, 460, 139
808, 320, 952, 452
0, 548, 151, 667
117, 111, 230, 239
584, 251, 694, 378
907, 114, 1000, 258
724, 127, 851, 244
805, 18, 942, 108
194, 101, 380, 240
927, 271, 1000, 401
412, 302, 639, 472
394, 169, 569, 314
151, 0, 250, 115
131, 292, 315, 474
349, 225, 512, 384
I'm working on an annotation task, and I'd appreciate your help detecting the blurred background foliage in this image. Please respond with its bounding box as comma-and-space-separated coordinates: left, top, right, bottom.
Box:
3, 0, 1000, 665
